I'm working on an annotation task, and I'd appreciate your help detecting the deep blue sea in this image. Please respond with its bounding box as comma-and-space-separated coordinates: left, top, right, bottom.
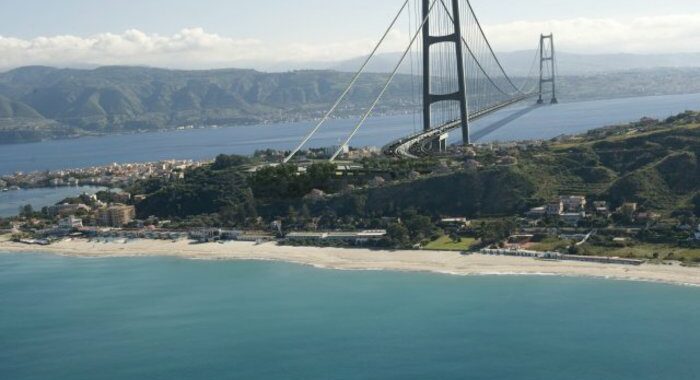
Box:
0, 253, 698, 380
1, 93, 700, 176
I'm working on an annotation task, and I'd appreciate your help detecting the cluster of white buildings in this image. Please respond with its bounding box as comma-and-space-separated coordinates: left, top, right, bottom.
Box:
527, 195, 590, 225
47, 195, 137, 228
2, 160, 206, 189
286, 230, 387, 244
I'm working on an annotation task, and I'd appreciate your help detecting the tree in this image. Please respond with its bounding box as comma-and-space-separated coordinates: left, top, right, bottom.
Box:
349, 194, 367, 217
300, 204, 311, 223
386, 223, 410, 248
212, 154, 249, 170
307, 163, 337, 191
251, 163, 339, 200
449, 231, 462, 243
403, 213, 435, 241
477, 218, 517, 245
19, 204, 34, 218
218, 203, 241, 226
286, 206, 298, 225
568, 243, 580, 255
241, 188, 258, 221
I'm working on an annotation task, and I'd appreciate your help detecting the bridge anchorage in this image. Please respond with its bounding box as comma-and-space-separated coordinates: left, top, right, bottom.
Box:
284, 0, 558, 163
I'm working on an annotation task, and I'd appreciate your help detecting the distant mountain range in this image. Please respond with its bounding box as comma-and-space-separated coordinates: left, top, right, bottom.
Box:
262, 51, 700, 76
1, 62, 700, 144
0, 66, 417, 143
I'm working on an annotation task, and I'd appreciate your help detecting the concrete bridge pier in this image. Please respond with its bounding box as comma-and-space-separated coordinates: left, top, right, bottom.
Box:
428, 133, 449, 153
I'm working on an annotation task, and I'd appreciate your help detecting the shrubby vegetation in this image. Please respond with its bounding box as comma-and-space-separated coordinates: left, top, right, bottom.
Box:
250, 163, 338, 200
126, 112, 700, 250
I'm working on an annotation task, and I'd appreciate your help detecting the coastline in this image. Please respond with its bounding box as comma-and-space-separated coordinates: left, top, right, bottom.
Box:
1, 238, 699, 286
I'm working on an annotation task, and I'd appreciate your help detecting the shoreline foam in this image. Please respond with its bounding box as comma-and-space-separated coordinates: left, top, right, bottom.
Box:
1, 238, 699, 287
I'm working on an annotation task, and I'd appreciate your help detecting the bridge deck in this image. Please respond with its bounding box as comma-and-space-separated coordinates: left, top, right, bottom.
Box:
383, 93, 537, 158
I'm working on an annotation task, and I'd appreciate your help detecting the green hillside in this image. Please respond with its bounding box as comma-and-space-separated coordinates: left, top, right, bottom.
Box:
0, 66, 415, 142
128, 112, 700, 228
0, 95, 44, 119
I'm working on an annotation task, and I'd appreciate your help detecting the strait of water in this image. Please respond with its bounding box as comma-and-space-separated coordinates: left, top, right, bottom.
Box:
1, 93, 700, 176
0, 253, 698, 380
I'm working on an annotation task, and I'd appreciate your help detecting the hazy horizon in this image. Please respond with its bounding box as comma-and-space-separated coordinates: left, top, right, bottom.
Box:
3, 50, 700, 77
1, 0, 699, 72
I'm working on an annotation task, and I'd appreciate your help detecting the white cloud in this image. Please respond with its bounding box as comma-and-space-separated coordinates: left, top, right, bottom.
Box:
485, 13, 700, 54
0, 28, 269, 70
1, 13, 699, 71
0, 27, 408, 71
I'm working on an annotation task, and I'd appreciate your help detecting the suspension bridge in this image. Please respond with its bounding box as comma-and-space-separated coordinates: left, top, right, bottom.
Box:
284, 0, 558, 162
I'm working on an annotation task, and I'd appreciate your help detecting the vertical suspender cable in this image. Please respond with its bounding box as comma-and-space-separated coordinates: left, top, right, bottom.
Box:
330, 0, 439, 161
283, 0, 410, 163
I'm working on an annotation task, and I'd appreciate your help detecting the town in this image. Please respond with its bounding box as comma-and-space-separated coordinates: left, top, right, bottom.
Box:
0, 159, 208, 190
3, 168, 699, 268
2, 113, 700, 266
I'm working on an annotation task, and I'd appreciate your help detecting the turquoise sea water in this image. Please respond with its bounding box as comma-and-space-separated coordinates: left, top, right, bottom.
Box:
1, 252, 699, 380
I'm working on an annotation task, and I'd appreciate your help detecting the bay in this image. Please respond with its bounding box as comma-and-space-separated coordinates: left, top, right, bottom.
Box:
0, 253, 698, 380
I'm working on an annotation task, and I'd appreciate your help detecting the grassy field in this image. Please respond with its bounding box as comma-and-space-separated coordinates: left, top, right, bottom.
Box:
580, 243, 700, 261
527, 236, 700, 262
424, 236, 478, 251
528, 237, 571, 252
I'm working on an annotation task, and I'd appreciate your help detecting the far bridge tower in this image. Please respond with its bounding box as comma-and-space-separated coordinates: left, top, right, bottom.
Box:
538, 34, 558, 104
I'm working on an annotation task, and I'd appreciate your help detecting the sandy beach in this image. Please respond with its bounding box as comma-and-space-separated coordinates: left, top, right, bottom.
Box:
1, 237, 699, 286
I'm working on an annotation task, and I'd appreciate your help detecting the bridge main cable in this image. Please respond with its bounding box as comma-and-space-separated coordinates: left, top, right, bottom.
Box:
438, 0, 532, 98
330, 0, 439, 162
462, 0, 526, 94
283, 0, 411, 164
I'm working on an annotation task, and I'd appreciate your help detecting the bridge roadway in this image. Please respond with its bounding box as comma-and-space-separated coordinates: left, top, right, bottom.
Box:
383, 93, 537, 158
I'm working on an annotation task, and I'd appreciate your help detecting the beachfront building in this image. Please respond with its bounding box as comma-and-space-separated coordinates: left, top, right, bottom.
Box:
97, 204, 136, 227
189, 228, 222, 242
439, 218, 471, 229
47, 203, 91, 218
286, 230, 387, 244
58, 216, 83, 229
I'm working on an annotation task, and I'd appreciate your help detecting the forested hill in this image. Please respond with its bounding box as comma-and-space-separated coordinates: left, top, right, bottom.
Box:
133, 111, 700, 225
0, 66, 415, 143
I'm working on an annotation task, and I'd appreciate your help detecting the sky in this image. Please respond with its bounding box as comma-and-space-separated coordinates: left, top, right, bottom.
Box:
0, 0, 699, 71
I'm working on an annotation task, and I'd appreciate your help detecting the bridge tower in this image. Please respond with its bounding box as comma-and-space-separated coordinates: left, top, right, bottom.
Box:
422, 0, 470, 148
538, 34, 558, 104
